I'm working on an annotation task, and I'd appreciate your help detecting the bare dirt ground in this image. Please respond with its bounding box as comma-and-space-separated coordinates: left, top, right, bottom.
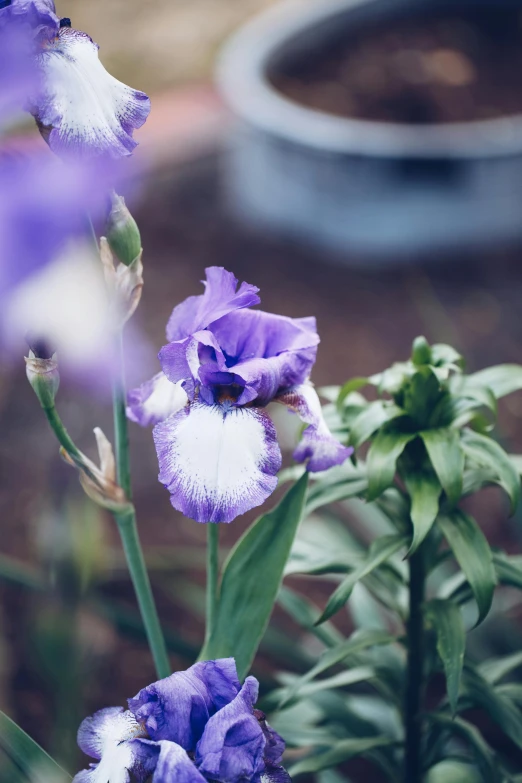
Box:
55, 0, 279, 93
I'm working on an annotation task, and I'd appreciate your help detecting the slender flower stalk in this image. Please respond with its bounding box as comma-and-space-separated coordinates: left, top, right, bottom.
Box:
113, 506, 170, 679
404, 546, 426, 783
205, 525, 220, 646
111, 322, 170, 680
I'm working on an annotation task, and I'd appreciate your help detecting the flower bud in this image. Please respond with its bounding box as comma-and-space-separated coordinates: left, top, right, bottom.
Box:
412, 336, 432, 366
105, 191, 141, 267
25, 351, 60, 409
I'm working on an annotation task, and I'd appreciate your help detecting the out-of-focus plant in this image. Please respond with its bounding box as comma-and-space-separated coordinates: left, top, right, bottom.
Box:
265, 338, 522, 783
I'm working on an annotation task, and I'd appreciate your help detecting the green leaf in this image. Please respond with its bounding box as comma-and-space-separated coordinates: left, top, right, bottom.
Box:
317, 535, 407, 624
479, 651, 522, 685
0, 711, 70, 782
277, 587, 343, 648
337, 377, 369, 409
421, 428, 464, 505
306, 478, 368, 515
201, 474, 308, 679
403, 468, 442, 554
463, 666, 522, 752
349, 401, 403, 448
465, 364, 522, 399
275, 666, 375, 708
461, 431, 520, 512
366, 431, 415, 501
438, 512, 497, 625
427, 714, 499, 782
493, 552, 522, 590
281, 629, 393, 706
426, 600, 465, 715
431, 343, 464, 369
288, 736, 395, 777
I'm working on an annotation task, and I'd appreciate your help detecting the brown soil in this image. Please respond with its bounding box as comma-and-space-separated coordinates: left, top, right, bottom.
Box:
271, 6, 522, 124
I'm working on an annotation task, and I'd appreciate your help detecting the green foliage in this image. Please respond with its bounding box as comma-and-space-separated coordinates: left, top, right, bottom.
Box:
0, 711, 70, 782
200, 473, 308, 679
265, 339, 522, 782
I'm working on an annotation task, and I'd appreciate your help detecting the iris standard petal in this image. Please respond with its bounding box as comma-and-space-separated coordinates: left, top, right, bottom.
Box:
34, 28, 150, 158
159, 329, 228, 401
152, 741, 208, 783
196, 677, 266, 783
210, 310, 319, 405
0, 0, 59, 40
153, 401, 281, 524
128, 659, 241, 749
166, 267, 260, 342
127, 372, 188, 427
74, 707, 149, 783
277, 382, 353, 472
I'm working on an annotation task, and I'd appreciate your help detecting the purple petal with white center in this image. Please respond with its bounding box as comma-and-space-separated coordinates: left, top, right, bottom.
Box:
277, 382, 353, 472
166, 267, 260, 342
74, 707, 150, 783
33, 27, 150, 158
128, 659, 241, 749
196, 677, 266, 783
209, 310, 319, 405
151, 741, 208, 783
153, 401, 281, 524
127, 372, 188, 427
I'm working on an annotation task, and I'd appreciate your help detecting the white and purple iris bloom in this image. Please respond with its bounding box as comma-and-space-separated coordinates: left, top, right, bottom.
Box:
128, 267, 352, 524
0, 0, 150, 158
74, 658, 289, 783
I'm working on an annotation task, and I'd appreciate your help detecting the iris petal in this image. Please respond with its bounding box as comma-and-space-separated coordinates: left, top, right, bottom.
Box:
34, 28, 150, 158
152, 741, 208, 783
74, 707, 150, 783
127, 372, 188, 427
153, 402, 281, 523
128, 659, 241, 749
166, 267, 260, 343
196, 678, 266, 783
277, 382, 353, 472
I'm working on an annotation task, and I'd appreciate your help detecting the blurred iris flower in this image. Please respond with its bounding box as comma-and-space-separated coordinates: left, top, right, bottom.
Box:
0, 0, 150, 158
128, 267, 352, 523
74, 658, 289, 783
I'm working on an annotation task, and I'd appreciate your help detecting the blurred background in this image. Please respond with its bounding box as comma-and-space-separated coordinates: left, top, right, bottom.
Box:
3, 0, 522, 779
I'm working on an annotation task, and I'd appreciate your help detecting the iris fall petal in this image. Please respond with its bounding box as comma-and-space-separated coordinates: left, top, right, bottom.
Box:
34, 27, 150, 158
277, 382, 353, 471
153, 402, 281, 524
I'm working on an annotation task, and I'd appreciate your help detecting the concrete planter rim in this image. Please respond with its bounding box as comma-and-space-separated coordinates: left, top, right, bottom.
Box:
217, 0, 522, 160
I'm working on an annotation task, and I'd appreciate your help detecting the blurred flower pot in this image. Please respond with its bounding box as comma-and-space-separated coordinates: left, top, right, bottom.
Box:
216, 0, 522, 261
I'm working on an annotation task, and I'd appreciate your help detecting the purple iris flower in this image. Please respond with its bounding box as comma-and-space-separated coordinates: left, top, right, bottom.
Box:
127, 267, 352, 524
0, 0, 150, 158
73, 658, 290, 783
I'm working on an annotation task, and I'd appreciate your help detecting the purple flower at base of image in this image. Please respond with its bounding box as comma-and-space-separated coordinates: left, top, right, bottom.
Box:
128, 267, 353, 524
0, 0, 150, 159
73, 658, 290, 783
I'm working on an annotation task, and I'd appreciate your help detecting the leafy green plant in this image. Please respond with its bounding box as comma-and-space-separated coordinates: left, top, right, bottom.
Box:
268, 339, 522, 783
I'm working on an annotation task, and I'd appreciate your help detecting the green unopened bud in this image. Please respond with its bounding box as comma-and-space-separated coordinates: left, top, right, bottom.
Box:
412, 336, 432, 366
105, 191, 141, 267
25, 352, 60, 409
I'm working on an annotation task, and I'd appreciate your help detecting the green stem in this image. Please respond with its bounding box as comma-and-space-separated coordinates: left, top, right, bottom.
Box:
205, 524, 220, 645
112, 330, 132, 499
43, 405, 83, 461
113, 507, 171, 679
111, 327, 170, 679
404, 547, 426, 783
